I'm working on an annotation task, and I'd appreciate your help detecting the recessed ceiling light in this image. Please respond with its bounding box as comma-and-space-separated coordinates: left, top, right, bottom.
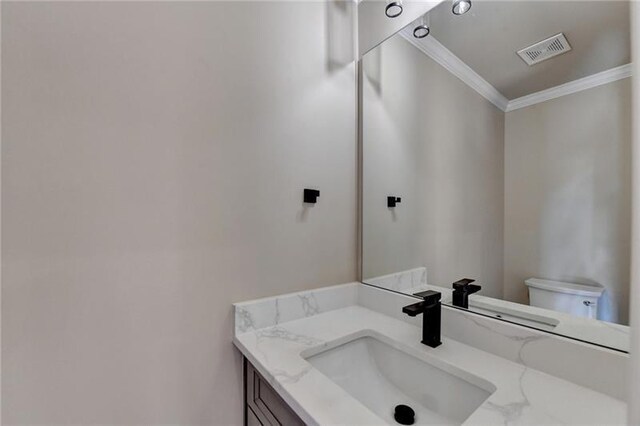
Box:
385, 0, 403, 18
413, 14, 430, 39
452, 0, 471, 15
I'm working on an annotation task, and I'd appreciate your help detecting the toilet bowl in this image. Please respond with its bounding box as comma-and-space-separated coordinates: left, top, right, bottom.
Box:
525, 278, 604, 319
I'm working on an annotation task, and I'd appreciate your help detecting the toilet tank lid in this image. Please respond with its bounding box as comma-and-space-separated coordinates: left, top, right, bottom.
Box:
525, 278, 604, 297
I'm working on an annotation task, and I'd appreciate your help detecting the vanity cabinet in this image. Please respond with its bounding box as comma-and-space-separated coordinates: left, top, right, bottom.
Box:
244, 358, 305, 426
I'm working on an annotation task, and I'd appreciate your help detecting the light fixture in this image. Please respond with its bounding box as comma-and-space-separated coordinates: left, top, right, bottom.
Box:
385, 0, 403, 18
452, 0, 471, 15
413, 14, 430, 39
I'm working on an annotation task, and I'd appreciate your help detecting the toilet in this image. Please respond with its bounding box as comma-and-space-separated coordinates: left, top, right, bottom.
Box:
525, 278, 605, 319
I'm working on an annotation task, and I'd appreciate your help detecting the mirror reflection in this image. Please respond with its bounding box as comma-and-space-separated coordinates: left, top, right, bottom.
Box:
361, 0, 631, 351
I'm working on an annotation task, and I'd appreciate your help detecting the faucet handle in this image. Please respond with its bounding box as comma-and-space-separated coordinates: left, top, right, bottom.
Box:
452, 278, 475, 290
402, 301, 426, 317
412, 290, 441, 305
467, 284, 482, 294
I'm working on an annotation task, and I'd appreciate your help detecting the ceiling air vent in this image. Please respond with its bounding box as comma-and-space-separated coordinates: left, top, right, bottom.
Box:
517, 33, 572, 66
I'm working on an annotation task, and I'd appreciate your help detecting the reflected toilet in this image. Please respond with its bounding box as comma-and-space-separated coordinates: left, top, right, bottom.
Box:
525, 278, 605, 319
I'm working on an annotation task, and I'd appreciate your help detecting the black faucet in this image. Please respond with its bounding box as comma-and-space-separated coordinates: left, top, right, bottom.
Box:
402, 290, 441, 348
452, 278, 481, 309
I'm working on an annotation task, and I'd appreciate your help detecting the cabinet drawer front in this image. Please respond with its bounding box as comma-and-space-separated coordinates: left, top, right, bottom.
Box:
245, 359, 305, 426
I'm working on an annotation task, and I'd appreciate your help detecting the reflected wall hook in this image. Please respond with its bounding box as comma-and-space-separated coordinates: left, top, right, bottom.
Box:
304, 189, 320, 204
387, 196, 401, 208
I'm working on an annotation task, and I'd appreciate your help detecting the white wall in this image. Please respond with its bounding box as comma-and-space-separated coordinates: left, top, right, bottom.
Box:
504, 79, 632, 324
627, 2, 640, 421
1, 2, 356, 424
362, 36, 505, 297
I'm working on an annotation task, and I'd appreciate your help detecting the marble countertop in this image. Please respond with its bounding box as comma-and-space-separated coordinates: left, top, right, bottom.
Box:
465, 292, 630, 351
233, 283, 626, 425
364, 267, 630, 352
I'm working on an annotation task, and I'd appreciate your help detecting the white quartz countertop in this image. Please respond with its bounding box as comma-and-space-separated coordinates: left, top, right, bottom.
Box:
364, 267, 630, 352
233, 284, 626, 425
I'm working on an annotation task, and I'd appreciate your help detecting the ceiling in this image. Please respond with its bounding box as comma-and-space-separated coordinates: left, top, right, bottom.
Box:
426, 0, 630, 100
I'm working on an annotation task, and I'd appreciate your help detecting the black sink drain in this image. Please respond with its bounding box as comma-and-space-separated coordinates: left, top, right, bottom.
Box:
394, 404, 415, 425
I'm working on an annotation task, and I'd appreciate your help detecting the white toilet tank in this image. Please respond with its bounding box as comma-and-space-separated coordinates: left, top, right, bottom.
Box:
525, 278, 604, 319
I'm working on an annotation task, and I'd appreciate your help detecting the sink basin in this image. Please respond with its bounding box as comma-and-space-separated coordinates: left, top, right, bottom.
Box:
303, 333, 495, 425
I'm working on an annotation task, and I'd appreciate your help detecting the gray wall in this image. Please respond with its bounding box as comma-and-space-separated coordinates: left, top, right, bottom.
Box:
504, 79, 632, 324
362, 36, 505, 297
2, 2, 356, 424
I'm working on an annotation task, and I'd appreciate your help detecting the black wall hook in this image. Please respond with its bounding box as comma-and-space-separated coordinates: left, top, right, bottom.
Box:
387, 196, 401, 208
304, 189, 320, 204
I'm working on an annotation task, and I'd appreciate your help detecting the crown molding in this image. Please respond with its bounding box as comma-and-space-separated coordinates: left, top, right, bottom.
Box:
399, 29, 632, 114
400, 29, 509, 111
505, 64, 632, 112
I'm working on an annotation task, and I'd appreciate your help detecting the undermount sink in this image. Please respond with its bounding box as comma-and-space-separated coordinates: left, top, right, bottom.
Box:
303, 333, 496, 425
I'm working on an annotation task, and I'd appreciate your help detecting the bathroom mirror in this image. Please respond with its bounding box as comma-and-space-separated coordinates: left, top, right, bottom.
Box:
360, 0, 631, 351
